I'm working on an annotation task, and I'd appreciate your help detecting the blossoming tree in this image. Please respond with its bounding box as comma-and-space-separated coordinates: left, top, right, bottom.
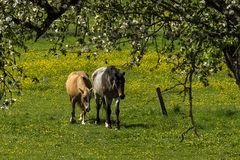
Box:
1, 0, 240, 138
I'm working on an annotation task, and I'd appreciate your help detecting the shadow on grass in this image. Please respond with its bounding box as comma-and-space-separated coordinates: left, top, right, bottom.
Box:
88, 118, 156, 129
122, 123, 157, 129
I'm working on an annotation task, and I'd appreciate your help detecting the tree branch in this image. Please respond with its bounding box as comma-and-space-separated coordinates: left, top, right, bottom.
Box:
205, 0, 226, 14
12, 18, 41, 34
28, 0, 81, 41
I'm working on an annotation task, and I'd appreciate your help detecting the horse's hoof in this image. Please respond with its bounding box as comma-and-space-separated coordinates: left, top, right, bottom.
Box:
116, 122, 120, 130
105, 122, 112, 129
95, 120, 100, 125
81, 121, 86, 125
70, 117, 76, 124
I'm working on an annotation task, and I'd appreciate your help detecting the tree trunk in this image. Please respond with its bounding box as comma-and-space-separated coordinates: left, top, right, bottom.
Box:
223, 44, 240, 86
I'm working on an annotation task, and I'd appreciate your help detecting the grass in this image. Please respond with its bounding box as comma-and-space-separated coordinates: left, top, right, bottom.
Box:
1, 38, 240, 159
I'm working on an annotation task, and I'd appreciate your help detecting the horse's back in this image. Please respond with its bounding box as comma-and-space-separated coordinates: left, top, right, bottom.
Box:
92, 66, 119, 97
92, 67, 107, 80
92, 67, 107, 95
66, 71, 91, 97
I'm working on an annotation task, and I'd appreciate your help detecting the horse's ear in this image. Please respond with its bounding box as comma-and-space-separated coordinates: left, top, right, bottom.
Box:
108, 66, 113, 71
89, 88, 94, 96
89, 88, 94, 92
86, 73, 89, 78
79, 88, 84, 94
122, 72, 125, 76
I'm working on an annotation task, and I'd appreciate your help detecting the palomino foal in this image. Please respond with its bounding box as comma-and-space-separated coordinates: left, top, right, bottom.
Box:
66, 71, 92, 124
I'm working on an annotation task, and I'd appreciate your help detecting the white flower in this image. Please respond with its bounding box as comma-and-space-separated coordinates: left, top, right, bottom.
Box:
203, 61, 209, 67
62, 4, 68, 9
0, 77, 4, 82
132, 20, 138, 24
120, 22, 128, 29
136, 57, 140, 62
95, 15, 100, 20
9, 21, 15, 26
229, 10, 234, 15
33, 7, 38, 12
199, 0, 205, 4
173, 4, 179, 8
226, 5, 231, 10
231, 0, 236, 4
6, 16, 12, 22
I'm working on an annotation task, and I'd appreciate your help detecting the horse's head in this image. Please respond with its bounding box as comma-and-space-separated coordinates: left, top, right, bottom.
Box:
114, 72, 125, 99
80, 88, 91, 112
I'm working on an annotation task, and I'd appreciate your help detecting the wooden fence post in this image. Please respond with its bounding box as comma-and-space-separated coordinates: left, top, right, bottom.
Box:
156, 87, 168, 116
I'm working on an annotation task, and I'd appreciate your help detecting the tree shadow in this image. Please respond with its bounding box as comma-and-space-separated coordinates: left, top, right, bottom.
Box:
122, 123, 156, 129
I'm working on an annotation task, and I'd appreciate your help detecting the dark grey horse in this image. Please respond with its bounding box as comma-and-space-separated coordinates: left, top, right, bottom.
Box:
92, 66, 125, 129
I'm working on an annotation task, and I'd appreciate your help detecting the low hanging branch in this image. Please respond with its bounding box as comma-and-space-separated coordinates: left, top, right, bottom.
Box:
180, 41, 202, 142
180, 67, 200, 142
11, 0, 81, 41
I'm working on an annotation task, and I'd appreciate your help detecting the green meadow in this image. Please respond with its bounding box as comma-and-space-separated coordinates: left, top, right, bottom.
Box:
1, 38, 240, 159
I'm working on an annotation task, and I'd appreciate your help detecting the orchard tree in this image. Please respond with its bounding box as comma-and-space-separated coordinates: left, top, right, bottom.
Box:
1, 0, 240, 139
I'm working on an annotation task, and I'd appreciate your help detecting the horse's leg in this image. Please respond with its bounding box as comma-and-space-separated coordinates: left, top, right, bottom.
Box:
104, 96, 112, 128
80, 111, 86, 125
70, 97, 76, 123
79, 112, 83, 121
115, 97, 121, 129
95, 94, 101, 125
79, 103, 86, 125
